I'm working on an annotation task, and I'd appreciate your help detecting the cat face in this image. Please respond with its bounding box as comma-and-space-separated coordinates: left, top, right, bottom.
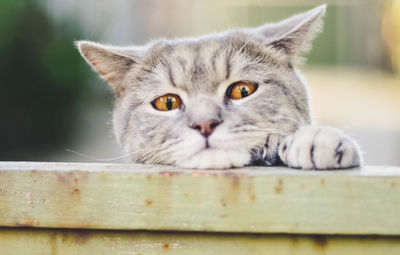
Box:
77, 5, 326, 169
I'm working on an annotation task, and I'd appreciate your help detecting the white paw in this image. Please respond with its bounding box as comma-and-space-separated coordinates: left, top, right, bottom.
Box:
278, 126, 362, 170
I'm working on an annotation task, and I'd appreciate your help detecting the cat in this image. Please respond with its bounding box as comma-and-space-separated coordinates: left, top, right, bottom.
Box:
76, 4, 362, 170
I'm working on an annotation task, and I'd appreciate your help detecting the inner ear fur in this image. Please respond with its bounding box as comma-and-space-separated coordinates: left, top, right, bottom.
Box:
76, 41, 139, 97
254, 4, 326, 61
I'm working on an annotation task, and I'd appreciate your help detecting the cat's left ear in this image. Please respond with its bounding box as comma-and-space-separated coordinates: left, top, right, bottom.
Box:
253, 4, 326, 59
76, 41, 143, 97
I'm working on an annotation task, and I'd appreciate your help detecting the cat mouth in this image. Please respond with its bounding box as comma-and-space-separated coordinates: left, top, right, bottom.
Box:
192, 139, 217, 155
177, 145, 252, 169
204, 139, 211, 149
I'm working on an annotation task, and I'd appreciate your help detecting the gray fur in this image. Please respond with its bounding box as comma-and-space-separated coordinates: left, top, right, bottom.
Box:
76, 4, 362, 169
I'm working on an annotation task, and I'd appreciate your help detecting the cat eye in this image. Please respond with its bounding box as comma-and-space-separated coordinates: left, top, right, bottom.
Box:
153, 94, 182, 111
227, 82, 257, 100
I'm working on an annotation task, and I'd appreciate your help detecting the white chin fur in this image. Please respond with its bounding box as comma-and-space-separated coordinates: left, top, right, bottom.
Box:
175, 149, 251, 169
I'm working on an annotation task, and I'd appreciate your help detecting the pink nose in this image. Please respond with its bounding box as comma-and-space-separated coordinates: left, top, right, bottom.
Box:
190, 119, 222, 138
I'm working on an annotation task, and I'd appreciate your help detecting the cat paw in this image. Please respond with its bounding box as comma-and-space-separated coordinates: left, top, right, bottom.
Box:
278, 126, 362, 170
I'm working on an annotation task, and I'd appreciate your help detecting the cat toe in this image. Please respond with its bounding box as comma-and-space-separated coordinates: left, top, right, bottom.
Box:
279, 126, 362, 170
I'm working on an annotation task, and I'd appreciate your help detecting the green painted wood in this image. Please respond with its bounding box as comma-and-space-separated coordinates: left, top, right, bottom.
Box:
0, 162, 400, 235
1, 228, 400, 255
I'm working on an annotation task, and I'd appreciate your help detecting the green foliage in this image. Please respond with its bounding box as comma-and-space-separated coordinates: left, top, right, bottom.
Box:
0, 0, 90, 159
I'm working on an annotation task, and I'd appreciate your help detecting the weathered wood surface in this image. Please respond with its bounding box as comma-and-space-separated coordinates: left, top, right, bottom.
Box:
1, 227, 400, 255
0, 162, 400, 235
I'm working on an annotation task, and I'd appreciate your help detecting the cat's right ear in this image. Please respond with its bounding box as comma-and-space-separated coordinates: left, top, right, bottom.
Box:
76, 41, 141, 97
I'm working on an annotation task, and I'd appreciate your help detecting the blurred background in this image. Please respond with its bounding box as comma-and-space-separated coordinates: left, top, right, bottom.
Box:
0, 0, 399, 166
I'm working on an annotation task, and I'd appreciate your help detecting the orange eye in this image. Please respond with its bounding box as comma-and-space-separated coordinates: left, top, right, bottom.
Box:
153, 94, 182, 111
227, 82, 257, 100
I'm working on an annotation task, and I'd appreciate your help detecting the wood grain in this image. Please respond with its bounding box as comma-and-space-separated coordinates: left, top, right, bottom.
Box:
1, 228, 400, 255
0, 162, 400, 235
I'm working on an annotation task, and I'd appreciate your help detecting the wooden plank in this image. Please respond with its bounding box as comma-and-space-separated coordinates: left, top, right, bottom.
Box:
1, 228, 400, 255
0, 162, 400, 235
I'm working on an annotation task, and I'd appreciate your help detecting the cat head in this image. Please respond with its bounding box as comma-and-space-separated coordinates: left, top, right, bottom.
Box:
77, 5, 326, 169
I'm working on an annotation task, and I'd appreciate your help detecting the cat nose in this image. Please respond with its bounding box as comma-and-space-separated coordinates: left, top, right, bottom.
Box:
190, 119, 222, 138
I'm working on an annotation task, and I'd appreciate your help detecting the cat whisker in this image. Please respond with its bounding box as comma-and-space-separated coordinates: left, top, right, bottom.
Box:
269, 116, 302, 125
233, 131, 287, 136
140, 139, 183, 164
65, 148, 145, 162
231, 127, 289, 137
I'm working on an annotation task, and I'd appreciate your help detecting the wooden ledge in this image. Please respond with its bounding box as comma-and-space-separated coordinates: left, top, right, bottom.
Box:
0, 162, 399, 235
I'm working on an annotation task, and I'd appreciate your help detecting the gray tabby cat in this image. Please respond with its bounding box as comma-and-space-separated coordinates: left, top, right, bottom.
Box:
77, 4, 362, 170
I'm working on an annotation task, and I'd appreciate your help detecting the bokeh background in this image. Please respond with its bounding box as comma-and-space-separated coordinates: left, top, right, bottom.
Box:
1, 0, 399, 166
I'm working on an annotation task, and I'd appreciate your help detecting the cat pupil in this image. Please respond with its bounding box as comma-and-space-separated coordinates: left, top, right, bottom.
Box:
166, 97, 173, 110
241, 87, 249, 98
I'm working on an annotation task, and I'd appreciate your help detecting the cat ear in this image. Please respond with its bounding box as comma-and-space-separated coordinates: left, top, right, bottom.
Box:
254, 4, 326, 58
76, 41, 142, 97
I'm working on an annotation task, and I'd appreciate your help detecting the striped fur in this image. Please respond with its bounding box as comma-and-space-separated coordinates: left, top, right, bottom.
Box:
77, 5, 361, 169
